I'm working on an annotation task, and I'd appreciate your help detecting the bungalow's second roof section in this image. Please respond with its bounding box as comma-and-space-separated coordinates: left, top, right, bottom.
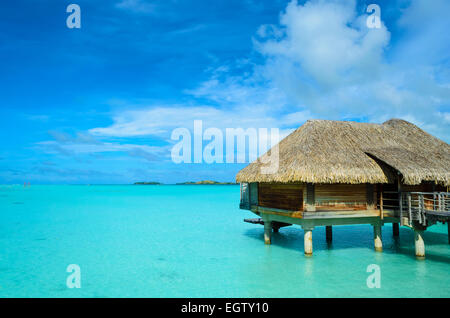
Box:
236, 119, 450, 186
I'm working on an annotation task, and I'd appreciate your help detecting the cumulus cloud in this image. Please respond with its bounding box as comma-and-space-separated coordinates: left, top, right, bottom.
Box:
185, 0, 449, 140
256, 0, 449, 139
95, 0, 449, 144
258, 0, 390, 88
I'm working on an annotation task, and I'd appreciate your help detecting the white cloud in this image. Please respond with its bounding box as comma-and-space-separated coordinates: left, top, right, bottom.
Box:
258, 0, 390, 88
89, 104, 300, 138
98, 0, 449, 143
37, 140, 169, 161
187, 0, 450, 140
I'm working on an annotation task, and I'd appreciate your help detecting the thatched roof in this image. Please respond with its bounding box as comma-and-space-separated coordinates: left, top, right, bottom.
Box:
236, 119, 450, 186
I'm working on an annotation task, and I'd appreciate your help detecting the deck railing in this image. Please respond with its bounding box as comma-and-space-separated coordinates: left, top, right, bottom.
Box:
399, 192, 450, 226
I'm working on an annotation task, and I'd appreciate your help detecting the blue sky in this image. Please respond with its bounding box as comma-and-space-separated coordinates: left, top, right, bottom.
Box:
0, 0, 449, 184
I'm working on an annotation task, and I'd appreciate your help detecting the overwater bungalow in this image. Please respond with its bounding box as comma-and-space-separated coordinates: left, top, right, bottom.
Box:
237, 119, 450, 258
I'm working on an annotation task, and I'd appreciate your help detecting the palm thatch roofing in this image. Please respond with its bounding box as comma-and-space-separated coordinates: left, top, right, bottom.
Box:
236, 119, 450, 186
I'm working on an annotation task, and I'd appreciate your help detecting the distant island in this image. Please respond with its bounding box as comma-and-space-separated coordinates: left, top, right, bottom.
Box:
134, 182, 162, 185
176, 180, 238, 185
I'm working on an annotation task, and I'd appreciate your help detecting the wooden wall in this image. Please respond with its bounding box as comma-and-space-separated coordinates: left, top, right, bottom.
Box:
258, 183, 304, 211
257, 183, 369, 212
315, 184, 367, 211
244, 180, 447, 213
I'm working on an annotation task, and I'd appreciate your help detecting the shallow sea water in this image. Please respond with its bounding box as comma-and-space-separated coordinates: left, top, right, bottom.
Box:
0, 185, 449, 297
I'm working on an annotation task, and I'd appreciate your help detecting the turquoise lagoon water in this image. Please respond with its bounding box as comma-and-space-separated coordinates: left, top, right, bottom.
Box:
0, 184, 449, 298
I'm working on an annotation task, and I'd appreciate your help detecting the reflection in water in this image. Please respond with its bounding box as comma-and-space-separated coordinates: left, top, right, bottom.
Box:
304, 257, 314, 277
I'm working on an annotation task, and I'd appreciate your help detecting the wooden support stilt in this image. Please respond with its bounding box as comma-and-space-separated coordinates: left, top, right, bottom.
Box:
264, 220, 272, 245
393, 223, 399, 237
304, 228, 313, 256
326, 226, 332, 243
373, 224, 383, 252
414, 228, 425, 259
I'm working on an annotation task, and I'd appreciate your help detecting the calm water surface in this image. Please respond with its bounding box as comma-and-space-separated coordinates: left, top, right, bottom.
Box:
0, 185, 449, 297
